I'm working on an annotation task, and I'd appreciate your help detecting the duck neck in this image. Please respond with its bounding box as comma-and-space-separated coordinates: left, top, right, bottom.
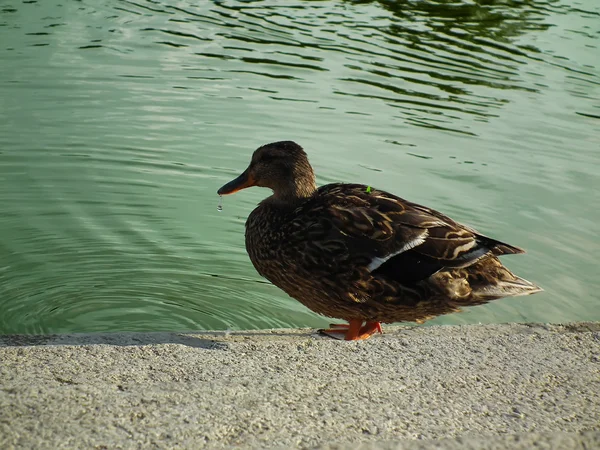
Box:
273, 172, 317, 202
273, 178, 317, 203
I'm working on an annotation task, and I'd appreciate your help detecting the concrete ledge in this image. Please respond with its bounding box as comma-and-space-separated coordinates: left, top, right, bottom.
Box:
321, 431, 599, 449
1, 323, 598, 449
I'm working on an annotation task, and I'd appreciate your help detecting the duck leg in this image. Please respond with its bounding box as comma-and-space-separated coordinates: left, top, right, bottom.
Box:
319, 320, 382, 341
358, 321, 383, 340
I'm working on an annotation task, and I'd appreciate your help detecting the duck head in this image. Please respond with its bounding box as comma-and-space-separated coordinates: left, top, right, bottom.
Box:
217, 141, 317, 200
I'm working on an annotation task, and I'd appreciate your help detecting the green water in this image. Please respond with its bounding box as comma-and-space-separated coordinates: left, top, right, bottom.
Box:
0, 0, 598, 335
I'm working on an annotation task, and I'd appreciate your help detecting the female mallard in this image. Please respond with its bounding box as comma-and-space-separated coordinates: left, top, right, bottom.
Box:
217, 141, 542, 340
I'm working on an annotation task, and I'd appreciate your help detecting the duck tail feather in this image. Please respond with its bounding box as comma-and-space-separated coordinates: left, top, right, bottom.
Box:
474, 276, 543, 300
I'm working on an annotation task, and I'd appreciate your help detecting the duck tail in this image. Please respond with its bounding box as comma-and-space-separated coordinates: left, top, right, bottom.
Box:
479, 236, 525, 256
473, 275, 543, 300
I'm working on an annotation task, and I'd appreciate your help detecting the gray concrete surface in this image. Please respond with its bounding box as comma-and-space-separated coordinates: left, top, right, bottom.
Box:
0, 323, 598, 449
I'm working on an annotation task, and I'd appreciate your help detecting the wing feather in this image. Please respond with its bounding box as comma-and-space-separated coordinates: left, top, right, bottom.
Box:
308, 184, 523, 285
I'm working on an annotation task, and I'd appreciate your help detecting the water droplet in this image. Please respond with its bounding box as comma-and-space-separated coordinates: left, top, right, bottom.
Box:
217, 195, 223, 212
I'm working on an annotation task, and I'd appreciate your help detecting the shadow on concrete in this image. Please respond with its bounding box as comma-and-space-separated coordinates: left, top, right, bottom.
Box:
0, 329, 319, 349
0, 332, 226, 349
2, 323, 596, 349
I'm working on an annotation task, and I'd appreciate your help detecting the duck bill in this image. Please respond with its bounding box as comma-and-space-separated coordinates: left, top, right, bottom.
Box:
217, 169, 255, 195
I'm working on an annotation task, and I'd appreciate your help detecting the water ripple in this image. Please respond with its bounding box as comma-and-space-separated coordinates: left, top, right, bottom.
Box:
0, 0, 598, 333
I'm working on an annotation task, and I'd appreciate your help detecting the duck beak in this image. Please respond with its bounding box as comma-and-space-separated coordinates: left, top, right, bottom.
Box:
217, 169, 255, 195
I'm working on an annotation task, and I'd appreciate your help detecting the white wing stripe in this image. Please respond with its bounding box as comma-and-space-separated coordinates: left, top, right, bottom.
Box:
367, 234, 427, 272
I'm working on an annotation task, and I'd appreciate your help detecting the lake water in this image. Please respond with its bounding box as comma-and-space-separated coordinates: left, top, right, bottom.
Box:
1, 0, 598, 335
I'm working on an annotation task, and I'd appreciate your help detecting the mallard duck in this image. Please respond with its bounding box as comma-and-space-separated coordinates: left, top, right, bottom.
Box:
217, 141, 542, 340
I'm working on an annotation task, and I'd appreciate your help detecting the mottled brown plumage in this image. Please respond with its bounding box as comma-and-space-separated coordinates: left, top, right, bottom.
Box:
218, 141, 542, 340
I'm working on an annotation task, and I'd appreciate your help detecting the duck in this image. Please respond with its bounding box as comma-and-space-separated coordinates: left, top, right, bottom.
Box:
217, 141, 542, 341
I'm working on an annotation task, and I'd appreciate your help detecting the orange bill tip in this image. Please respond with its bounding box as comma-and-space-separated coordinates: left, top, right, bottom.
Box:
217, 170, 255, 195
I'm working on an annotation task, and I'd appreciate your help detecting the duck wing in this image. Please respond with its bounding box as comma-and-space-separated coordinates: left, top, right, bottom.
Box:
304, 183, 523, 286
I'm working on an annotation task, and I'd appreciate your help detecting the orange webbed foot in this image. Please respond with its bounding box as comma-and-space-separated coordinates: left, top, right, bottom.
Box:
319, 320, 383, 341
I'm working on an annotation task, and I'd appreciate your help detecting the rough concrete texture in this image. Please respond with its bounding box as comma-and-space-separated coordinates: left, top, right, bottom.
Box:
0, 323, 598, 449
